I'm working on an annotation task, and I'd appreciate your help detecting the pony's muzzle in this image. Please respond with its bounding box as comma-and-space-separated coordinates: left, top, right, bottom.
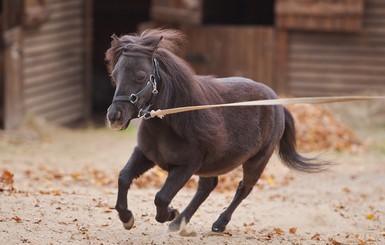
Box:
106, 104, 131, 130
107, 106, 122, 122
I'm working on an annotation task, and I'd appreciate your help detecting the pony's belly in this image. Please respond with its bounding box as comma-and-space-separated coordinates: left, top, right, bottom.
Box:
195, 157, 247, 177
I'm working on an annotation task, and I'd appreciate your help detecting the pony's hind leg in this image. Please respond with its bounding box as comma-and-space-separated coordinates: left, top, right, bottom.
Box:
169, 176, 218, 232
154, 164, 199, 224
212, 153, 272, 232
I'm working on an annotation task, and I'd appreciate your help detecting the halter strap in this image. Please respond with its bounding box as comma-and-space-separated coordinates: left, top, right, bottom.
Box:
112, 58, 160, 119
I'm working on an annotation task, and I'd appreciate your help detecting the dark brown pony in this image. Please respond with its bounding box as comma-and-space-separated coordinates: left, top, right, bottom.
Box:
106, 29, 325, 232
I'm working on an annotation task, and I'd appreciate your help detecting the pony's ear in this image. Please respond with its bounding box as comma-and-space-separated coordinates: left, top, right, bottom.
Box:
111, 34, 121, 45
152, 36, 163, 52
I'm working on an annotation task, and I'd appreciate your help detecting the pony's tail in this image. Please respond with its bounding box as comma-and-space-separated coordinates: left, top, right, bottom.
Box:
278, 108, 330, 173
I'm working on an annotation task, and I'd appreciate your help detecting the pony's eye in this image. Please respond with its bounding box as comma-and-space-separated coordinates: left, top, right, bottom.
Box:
136, 71, 146, 81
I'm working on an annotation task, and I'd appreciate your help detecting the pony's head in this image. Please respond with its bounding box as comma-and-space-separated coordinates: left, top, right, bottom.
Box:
105, 29, 184, 130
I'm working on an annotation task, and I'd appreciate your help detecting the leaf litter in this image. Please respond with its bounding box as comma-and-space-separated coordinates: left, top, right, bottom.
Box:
0, 103, 384, 244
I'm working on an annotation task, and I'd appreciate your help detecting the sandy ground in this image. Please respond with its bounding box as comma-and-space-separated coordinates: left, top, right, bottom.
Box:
1, 110, 385, 245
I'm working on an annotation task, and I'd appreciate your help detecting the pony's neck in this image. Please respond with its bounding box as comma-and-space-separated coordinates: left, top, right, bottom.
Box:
155, 49, 219, 109
151, 49, 225, 146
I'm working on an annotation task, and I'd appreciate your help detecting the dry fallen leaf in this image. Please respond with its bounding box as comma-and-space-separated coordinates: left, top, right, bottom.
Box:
267, 175, 276, 187
274, 228, 284, 235
179, 228, 197, 237
311, 233, 321, 241
38, 190, 50, 195
289, 227, 297, 234
287, 104, 362, 152
70, 172, 81, 180
357, 237, 369, 245
1, 169, 14, 185
0, 169, 15, 192
51, 189, 62, 196
342, 187, 351, 193
328, 237, 342, 245
11, 215, 22, 223
366, 213, 375, 220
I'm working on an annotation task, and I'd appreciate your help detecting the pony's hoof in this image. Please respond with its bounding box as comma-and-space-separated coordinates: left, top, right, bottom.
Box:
211, 222, 226, 233
122, 215, 134, 230
168, 219, 181, 232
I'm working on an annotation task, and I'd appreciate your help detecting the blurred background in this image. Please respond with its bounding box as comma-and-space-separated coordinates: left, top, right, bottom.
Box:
1, 2, 385, 243
0, 0, 384, 129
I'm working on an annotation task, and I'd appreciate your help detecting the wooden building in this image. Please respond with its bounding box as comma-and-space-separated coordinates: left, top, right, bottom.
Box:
1, 0, 384, 129
280, 0, 385, 96
0, 0, 152, 130
150, 0, 385, 96
0, 0, 92, 129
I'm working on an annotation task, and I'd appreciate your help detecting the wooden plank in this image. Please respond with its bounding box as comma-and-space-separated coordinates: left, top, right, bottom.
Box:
284, 0, 385, 97
24, 75, 82, 96
24, 66, 83, 86
366, 0, 385, 6
289, 72, 385, 85
21, 0, 87, 126
23, 48, 82, 66
2, 0, 24, 29
288, 86, 366, 97
364, 18, 385, 27
150, 0, 202, 25
49, 110, 83, 125
289, 81, 385, 91
25, 17, 83, 35
50, 0, 82, 11
24, 28, 83, 46
24, 56, 82, 77
364, 6, 385, 16
289, 62, 385, 76
27, 92, 83, 115
3, 27, 23, 129
290, 45, 385, 57
49, 6, 83, 21
289, 53, 385, 65
82, 0, 94, 122
290, 81, 385, 93
43, 102, 84, 124
279, 1, 363, 16
24, 84, 83, 108
0, 43, 3, 127
276, 1, 364, 16
275, 31, 289, 94
23, 36, 83, 56
181, 26, 276, 88
275, 0, 365, 32
276, 15, 363, 32
290, 33, 385, 45
151, 6, 202, 24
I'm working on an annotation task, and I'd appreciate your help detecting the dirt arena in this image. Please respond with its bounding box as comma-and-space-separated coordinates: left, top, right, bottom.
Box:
1, 103, 384, 244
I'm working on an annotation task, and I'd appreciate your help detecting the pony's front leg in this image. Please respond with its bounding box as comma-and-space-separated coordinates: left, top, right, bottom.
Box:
116, 147, 155, 230
154, 165, 197, 223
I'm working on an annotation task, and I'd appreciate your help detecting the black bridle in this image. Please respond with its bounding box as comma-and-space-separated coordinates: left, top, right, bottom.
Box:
112, 58, 160, 119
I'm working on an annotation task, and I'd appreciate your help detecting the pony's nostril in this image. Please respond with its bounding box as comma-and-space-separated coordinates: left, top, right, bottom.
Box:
107, 109, 123, 122
117, 110, 122, 120
107, 109, 119, 121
